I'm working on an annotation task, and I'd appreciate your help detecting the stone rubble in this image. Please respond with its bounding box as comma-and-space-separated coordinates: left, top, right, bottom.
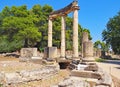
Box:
0, 64, 59, 86
52, 62, 112, 87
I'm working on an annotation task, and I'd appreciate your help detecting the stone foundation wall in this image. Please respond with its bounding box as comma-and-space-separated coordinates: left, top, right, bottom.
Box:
0, 65, 59, 86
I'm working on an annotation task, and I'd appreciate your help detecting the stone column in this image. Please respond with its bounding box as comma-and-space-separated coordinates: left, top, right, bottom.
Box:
73, 9, 78, 58
82, 32, 89, 57
48, 18, 52, 47
61, 16, 66, 58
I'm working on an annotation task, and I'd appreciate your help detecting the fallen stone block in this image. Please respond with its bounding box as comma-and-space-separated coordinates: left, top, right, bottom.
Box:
71, 70, 102, 80
5, 73, 22, 84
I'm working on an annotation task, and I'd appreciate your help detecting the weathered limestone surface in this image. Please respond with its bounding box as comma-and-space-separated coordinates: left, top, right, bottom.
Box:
48, 1, 79, 59
61, 16, 66, 58
48, 18, 52, 47
73, 9, 78, 58
82, 32, 89, 43
20, 48, 37, 57
0, 65, 59, 85
49, 1, 79, 18
19, 48, 38, 61
58, 77, 90, 87
44, 47, 57, 58
71, 70, 102, 79
83, 41, 93, 57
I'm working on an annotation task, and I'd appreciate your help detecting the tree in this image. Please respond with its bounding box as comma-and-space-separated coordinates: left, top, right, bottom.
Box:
0, 4, 92, 53
31, 4, 53, 49
1, 6, 41, 48
82, 29, 92, 40
94, 40, 109, 52
94, 40, 101, 49
102, 11, 120, 54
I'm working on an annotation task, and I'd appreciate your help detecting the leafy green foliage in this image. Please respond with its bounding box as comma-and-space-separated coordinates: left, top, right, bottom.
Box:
0, 4, 92, 53
102, 11, 120, 54
95, 58, 105, 62
94, 40, 110, 52
82, 29, 92, 40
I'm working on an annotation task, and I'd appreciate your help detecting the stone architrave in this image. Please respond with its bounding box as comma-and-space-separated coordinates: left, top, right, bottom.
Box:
61, 16, 66, 58
73, 9, 78, 58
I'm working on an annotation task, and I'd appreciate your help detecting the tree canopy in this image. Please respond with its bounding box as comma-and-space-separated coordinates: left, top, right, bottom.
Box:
0, 4, 92, 53
102, 11, 120, 54
94, 40, 109, 52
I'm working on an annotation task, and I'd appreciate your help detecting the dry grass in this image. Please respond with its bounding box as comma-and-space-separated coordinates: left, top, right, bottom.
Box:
0, 62, 43, 73
0, 56, 19, 61
0, 56, 43, 73
0, 56, 71, 87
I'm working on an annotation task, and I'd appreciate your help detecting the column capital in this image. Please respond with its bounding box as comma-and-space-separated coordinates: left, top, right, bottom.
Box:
72, 6, 80, 11
61, 13, 67, 17
48, 16, 54, 20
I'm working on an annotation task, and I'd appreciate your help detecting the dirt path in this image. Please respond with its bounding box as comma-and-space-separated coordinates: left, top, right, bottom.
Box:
96, 60, 120, 87
96, 60, 120, 79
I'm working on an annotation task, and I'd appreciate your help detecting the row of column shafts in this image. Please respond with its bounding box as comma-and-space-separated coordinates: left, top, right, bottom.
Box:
48, 9, 79, 58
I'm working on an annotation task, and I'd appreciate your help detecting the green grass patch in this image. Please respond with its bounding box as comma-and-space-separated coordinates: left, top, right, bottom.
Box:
0, 83, 3, 87
95, 58, 106, 62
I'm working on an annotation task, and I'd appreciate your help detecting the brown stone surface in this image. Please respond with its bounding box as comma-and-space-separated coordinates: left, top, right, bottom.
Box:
83, 41, 93, 57
49, 1, 79, 19
94, 49, 102, 57
82, 32, 89, 43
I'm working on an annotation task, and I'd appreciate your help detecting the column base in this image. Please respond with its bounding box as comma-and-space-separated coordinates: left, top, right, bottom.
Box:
72, 57, 80, 60
60, 57, 66, 60
44, 47, 57, 59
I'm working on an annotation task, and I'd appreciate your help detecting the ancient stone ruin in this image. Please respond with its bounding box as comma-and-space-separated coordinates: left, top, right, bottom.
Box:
53, 62, 112, 87
0, 61, 59, 86
45, 0, 80, 59
0, 1, 116, 87
19, 48, 42, 62
82, 31, 94, 58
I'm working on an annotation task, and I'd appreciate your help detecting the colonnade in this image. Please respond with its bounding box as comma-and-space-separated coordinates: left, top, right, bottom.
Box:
48, 1, 79, 58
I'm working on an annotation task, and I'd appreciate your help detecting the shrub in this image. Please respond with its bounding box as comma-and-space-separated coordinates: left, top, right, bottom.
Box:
95, 58, 105, 62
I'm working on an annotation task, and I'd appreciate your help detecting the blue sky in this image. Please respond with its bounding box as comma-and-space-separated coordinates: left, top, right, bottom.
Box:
0, 0, 120, 42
